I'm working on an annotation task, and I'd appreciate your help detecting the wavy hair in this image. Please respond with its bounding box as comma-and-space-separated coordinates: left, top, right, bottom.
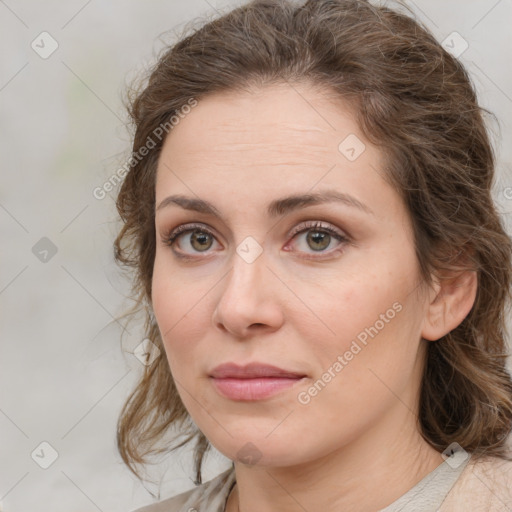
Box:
114, 0, 512, 485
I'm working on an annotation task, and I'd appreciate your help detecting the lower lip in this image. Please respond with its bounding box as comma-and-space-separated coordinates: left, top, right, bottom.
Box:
210, 376, 305, 400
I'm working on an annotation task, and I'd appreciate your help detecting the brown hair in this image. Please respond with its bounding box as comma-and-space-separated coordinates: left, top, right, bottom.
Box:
114, 0, 512, 485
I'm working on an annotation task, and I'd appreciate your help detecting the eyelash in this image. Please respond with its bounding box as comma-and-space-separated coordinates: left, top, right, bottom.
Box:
161, 221, 350, 260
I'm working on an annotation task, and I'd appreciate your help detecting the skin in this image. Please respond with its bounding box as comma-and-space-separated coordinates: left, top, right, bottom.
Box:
151, 81, 477, 512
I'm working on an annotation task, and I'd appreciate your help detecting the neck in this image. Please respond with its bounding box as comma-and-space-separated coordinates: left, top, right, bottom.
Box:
226, 415, 444, 512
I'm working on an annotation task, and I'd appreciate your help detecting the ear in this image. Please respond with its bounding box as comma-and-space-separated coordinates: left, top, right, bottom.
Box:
421, 268, 478, 342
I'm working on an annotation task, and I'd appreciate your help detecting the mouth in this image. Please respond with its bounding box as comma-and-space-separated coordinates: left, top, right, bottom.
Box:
209, 362, 307, 401
209, 376, 306, 401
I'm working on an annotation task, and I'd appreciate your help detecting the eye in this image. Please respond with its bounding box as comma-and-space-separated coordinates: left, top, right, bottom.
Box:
161, 220, 350, 260
284, 221, 349, 258
161, 223, 221, 257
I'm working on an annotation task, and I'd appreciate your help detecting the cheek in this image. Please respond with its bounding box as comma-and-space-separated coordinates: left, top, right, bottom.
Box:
151, 258, 205, 367
294, 264, 423, 397
289, 268, 400, 350
152, 252, 203, 327
300, 285, 423, 406
292, 310, 422, 455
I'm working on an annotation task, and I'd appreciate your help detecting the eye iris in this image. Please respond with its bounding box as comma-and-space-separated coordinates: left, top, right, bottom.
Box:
307, 230, 330, 251
190, 229, 213, 251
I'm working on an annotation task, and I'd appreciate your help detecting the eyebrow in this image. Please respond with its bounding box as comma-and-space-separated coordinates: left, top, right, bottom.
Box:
155, 190, 374, 218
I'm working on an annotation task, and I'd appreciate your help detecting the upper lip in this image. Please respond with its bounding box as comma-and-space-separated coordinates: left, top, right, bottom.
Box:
209, 362, 307, 379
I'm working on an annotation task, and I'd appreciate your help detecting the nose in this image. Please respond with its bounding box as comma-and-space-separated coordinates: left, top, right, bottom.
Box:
212, 248, 284, 338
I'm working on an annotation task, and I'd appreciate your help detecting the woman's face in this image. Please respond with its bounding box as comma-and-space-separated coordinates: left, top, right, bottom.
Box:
152, 82, 432, 467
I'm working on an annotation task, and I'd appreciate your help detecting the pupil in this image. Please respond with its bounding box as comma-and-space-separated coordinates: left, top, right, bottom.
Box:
188, 229, 331, 252
191, 230, 212, 251
307, 231, 330, 251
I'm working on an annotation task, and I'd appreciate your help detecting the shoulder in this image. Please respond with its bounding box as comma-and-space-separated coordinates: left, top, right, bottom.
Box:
130, 467, 236, 512
440, 454, 512, 511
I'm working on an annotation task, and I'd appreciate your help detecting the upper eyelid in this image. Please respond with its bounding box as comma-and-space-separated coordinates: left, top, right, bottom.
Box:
288, 220, 346, 238
167, 220, 345, 240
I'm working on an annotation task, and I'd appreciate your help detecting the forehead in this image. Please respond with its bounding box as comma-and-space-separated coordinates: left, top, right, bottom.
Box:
190, 83, 350, 137
154, 82, 391, 218
157, 82, 382, 171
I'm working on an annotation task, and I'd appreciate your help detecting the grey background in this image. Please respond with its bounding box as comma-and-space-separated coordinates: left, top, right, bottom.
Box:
1, 1, 511, 511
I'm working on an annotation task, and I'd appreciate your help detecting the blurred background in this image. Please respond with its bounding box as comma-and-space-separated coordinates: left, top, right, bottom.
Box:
0, 0, 511, 511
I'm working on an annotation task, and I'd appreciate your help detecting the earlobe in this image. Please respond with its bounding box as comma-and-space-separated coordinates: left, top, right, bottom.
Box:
421, 269, 478, 342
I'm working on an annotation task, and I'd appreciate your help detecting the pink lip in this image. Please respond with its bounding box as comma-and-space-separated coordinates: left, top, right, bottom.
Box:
211, 377, 305, 400
209, 362, 307, 401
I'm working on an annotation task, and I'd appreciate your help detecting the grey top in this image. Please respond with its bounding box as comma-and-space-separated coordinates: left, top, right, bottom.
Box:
131, 448, 471, 512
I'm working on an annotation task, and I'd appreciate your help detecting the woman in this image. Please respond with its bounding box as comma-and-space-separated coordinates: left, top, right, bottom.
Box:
114, 0, 512, 510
